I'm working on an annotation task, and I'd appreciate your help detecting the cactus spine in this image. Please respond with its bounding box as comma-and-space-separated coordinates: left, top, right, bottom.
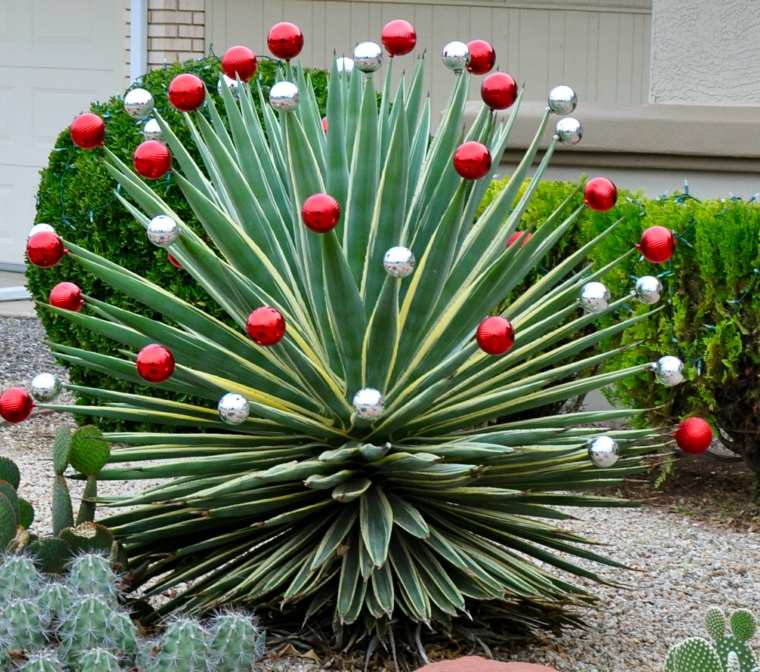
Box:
145, 618, 207, 672
208, 611, 265, 672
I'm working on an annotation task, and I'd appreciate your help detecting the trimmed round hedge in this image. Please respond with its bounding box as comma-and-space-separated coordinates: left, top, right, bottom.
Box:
27, 56, 327, 430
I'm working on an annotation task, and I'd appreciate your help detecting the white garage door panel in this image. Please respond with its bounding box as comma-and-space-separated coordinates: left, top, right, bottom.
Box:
0, 0, 123, 267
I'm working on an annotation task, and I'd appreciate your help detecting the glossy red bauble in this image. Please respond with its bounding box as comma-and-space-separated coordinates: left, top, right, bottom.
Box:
481, 72, 518, 110
476, 316, 515, 355
507, 230, 533, 249
674, 417, 713, 455
70, 113, 105, 149
267, 22, 304, 60
26, 231, 65, 268
136, 344, 175, 383
321, 116, 328, 134
453, 141, 492, 180
247, 307, 286, 346
167, 254, 182, 269
168, 73, 206, 112
49, 282, 84, 312
221, 45, 257, 82
467, 40, 496, 75
302, 193, 340, 233
637, 225, 675, 264
0, 388, 34, 423
584, 177, 618, 211
381, 19, 417, 56
133, 141, 172, 180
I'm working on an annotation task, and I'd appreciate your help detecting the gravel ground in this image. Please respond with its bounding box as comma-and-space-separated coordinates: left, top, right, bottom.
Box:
2, 315, 759, 671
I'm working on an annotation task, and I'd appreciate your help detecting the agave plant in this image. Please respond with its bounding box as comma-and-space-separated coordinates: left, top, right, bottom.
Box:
17, 27, 669, 647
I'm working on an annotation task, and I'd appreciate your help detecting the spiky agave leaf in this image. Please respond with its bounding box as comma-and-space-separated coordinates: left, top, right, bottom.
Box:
37, 49, 667, 639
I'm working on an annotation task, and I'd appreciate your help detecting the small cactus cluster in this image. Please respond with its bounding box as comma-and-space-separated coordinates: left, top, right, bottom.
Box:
0, 551, 265, 671
666, 607, 759, 672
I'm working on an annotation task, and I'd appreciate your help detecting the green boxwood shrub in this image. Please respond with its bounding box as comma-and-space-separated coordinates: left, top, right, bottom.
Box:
27, 56, 327, 430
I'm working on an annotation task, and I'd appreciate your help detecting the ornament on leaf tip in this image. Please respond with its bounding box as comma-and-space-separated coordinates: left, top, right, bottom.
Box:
336, 57, 354, 74
442, 41, 470, 72
133, 140, 172, 180
218, 393, 250, 425
123, 88, 154, 119
267, 22, 304, 60
584, 177, 617, 212
453, 141, 491, 180
168, 73, 206, 112
674, 417, 713, 455
70, 113, 105, 149
49, 282, 84, 312
635, 275, 663, 304
167, 253, 182, 269
466, 40, 496, 75
352, 388, 384, 421
218, 74, 243, 98
147, 215, 179, 248
476, 316, 515, 356
28, 223, 55, 239
0, 388, 34, 423
354, 41, 383, 73
30, 373, 62, 403
27, 230, 65, 268
383, 246, 415, 278
321, 116, 328, 134
246, 307, 286, 346
653, 355, 685, 387
507, 231, 532, 249
587, 436, 619, 468
637, 226, 675, 264
555, 117, 582, 144
221, 45, 257, 82
547, 85, 577, 115
481, 72, 518, 110
143, 118, 163, 142
136, 344, 175, 383
302, 193, 340, 233
269, 81, 299, 111
579, 281, 610, 314
382, 19, 417, 56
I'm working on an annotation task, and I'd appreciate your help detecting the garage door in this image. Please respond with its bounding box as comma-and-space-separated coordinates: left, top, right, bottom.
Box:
0, 0, 124, 268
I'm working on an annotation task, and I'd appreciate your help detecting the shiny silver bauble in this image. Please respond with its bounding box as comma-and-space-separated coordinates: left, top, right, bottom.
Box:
635, 275, 663, 305
580, 281, 610, 314
555, 117, 583, 144
352, 387, 384, 421
218, 74, 243, 98
30, 372, 62, 402
269, 81, 299, 111
147, 215, 179, 248
124, 87, 154, 119
336, 56, 355, 74
441, 41, 470, 72
588, 436, 619, 468
383, 246, 416, 278
28, 223, 56, 239
353, 42, 383, 73
653, 355, 685, 387
547, 85, 578, 115
217, 392, 250, 425
143, 118, 163, 142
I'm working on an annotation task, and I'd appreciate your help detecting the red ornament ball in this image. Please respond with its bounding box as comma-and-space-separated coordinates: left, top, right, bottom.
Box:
27, 231, 65, 268
321, 116, 328, 134
302, 193, 340, 233
49, 282, 83, 312
476, 316, 515, 355
167, 253, 182, 269
133, 141, 172, 180
453, 141, 492, 180
267, 22, 304, 60
507, 230, 533, 249
584, 177, 618, 211
381, 19, 417, 56
481, 72, 518, 110
168, 73, 206, 112
467, 40, 496, 75
247, 307, 286, 346
0, 388, 34, 423
637, 225, 675, 264
70, 113, 105, 149
674, 417, 713, 455
136, 344, 175, 383
221, 45, 257, 82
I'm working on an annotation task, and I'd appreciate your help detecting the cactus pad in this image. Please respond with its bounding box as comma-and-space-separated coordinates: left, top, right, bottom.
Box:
18, 497, 35, 529
52, 475, 74, 536
28, 537, 72, 575
59, 522, 114, 554
730, 610, 757, 643
0, 479, 19, 519
52, 427, 73, 476
0, 455, 20, 489
69, 425, 110, 476
0, 492, 16, 548
666, 637, 724, 672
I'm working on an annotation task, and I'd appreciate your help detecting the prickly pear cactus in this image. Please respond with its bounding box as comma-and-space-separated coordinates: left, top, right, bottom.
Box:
208, 611, 265, 672
666, 637, 725, 672
145, 618, 207, 672
705, 608, 759, 672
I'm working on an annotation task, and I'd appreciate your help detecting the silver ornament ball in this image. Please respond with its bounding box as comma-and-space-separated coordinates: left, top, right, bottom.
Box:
588, 436, 619, 468
30, 373, 62, 402
147, 215, 179, 248
555, 117, 583, 145
441, 41, 470, 72
124, 87, 154, 119
142, 118, 163, 142
28, 223, 56, 239
353, 42, 383, 73
269, 81, 299, 112
352, 388, 384, 421
336, 56, 355, 74
218, 74, 243, 98
218, 392, 250, 425
635, 275, 663, 305
548, 85, 578, 115
383, 246, 416, 278
654, 355, 685, 387
580, 281, 610, 314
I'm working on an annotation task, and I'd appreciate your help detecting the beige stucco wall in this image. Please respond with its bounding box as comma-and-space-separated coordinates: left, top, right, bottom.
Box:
650, 0, 760, 105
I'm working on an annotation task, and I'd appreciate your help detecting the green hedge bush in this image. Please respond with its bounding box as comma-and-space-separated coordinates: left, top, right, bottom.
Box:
27, 56, 327, 430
